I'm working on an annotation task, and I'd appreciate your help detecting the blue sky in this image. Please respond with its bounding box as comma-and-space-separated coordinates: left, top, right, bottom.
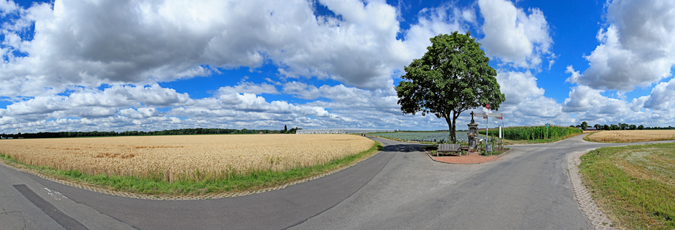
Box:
1, 0, 674, 134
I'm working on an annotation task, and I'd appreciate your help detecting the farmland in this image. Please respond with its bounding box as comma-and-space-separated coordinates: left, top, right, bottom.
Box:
579, 143, 675, 229
368, 132, 471, 143
480, 126, 582, 140
0, 134, 374, 184
585, 130, 675, 143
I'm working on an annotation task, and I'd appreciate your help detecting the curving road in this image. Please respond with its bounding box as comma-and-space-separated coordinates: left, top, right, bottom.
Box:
1, 135, 672, 229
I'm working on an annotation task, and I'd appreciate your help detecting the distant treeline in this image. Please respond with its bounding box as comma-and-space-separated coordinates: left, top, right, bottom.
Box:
0, 128, 295, 139
575, 121, 674, 131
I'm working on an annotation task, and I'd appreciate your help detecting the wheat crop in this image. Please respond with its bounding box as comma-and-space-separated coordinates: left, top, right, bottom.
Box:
586, 130, 675, 143
0, 134, 374, 183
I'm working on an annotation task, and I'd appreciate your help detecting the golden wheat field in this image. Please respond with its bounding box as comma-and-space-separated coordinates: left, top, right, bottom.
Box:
0, 134, 374, 182
586, 130, 675, 143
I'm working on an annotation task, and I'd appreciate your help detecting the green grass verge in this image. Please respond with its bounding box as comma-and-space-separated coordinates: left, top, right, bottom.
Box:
579, 143, 675, 229
0, 142, 382, 195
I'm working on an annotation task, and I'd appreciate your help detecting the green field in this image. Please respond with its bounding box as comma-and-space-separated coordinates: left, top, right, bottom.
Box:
479, 126, 582, 140
477, 126, 582, 144
579, 143, 675, 229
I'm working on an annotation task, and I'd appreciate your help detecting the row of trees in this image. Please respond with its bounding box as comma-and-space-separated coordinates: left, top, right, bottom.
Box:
575, 121, 674, 131
282, 125, 300, 134
0, 128, 297, 139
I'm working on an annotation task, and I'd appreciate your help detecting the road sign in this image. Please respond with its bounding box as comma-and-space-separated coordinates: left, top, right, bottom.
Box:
545, 123, 550, 129
481, 113, 504, 119
486, 104, 490, 110
475, 113, 502, 118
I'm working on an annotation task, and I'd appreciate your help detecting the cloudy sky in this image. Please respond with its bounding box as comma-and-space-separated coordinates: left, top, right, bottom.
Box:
0, 0, 674, 134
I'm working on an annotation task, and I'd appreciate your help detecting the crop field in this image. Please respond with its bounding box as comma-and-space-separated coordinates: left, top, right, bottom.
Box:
0, 134, 374, 183
369, 132, 471, 143
480, 126, 582, 140
580, 143, 675, 229
586, 130, 675, 143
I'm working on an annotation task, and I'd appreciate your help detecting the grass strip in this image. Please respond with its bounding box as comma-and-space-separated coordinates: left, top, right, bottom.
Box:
579, 143, 675, 229
0, 142, 382, 195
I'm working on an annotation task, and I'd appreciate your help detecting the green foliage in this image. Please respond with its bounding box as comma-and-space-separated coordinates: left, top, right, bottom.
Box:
581, 121, 588, 131
395, 31, 504, 143
479, 126, 582, 140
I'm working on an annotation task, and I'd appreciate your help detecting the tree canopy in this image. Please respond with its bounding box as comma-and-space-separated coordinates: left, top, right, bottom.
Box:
395, 31, 505, 143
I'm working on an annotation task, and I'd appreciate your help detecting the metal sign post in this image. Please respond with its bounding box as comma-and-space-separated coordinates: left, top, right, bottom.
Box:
545, 123, 550, 139
498, 125, 502, 150
485, 104, 490, 149
476, 106, 502, 154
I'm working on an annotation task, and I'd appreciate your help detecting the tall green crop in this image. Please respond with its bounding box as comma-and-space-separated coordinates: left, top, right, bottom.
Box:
479, 126, 581, 140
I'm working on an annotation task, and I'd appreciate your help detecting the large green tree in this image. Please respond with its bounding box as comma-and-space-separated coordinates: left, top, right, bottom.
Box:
395, 32, 505, 143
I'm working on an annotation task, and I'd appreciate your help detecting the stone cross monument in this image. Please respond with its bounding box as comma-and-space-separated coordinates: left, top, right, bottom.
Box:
467, 111, 479, 151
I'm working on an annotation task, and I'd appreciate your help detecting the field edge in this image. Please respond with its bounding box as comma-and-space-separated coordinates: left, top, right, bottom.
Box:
0, 140, 383, 199
578, 143, 675, 229
583, 130, 675, 143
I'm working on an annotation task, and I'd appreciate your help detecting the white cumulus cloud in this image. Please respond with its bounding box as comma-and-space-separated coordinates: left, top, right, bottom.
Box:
478, 0, 553, 68
567, 0, 675, 91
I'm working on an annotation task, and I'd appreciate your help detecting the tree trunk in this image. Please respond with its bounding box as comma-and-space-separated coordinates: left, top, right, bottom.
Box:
452, 110, 463, 144
445, 115, 456, 144
451, 122, 457, 144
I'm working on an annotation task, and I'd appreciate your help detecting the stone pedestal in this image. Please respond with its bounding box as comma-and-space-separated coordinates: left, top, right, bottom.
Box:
467, 111, 479, 151
467, 122, 479, 151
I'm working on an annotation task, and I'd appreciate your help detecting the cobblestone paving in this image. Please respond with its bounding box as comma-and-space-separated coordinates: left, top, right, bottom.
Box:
567, 149, 617, 230
0, 152, 376, 200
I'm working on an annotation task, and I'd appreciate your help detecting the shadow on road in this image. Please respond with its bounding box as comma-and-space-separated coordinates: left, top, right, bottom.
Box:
365, 136, 427, 152
381, 144, 424, 152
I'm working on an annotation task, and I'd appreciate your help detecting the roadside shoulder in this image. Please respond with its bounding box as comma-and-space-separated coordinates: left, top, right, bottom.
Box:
566, 149, 616, 230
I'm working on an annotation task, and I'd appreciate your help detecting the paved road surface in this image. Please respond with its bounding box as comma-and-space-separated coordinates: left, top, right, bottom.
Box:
1, 135, 672, 229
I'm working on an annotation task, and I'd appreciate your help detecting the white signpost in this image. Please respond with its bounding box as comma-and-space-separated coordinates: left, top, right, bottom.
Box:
475, 104, 503, 153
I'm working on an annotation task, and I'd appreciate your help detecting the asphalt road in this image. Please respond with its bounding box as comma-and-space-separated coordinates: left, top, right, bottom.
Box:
1, 135, 672, 229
